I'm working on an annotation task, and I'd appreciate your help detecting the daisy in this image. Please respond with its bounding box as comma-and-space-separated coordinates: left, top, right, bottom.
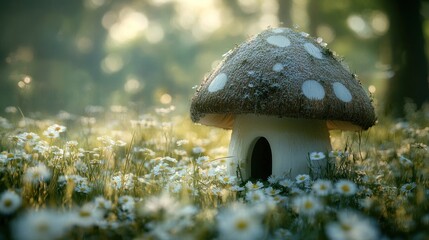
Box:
43, 129, 60, 139
312, 179, 333, 196
400, 182, 417, 194
11, 209, 69, 240
292, 195, 323, 216
295, 174, 310, 184
70, 203, 104, 228
279, 179, 294, 188
23, 163, 51, 184
245, 181, 264, 190
217, 203, 264, 240
309, 151, 326, 161
264, 187, 281, 196
326, 210, 379, 240
47, 124, 67, 133
0, 191, 21, 215
245, 190, 266, 203
335, 180, 357, 196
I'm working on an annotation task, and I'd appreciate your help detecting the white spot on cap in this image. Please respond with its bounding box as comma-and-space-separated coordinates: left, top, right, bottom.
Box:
271, 28, 284, 33
302, 80, 325, 100
208, 73, 227, 93
304, 42, 323, 59
266, 35, 291, 48
272, 63, 284, 72
333, 82, 352, 102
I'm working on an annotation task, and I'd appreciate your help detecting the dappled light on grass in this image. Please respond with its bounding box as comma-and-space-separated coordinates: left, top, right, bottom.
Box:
0, 104, 428, 239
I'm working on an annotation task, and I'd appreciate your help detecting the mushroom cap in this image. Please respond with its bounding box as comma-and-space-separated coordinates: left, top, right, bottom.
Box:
190, 27, 376, 130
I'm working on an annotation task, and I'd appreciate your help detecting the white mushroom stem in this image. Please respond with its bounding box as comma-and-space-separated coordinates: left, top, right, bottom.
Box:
228, 115, 332, 179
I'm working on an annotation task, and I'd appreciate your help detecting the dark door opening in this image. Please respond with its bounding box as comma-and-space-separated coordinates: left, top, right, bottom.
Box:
250, 137, 272, 180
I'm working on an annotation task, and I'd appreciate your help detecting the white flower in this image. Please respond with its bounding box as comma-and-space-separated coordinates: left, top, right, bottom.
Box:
23, 163, 51, 184
111, 173, 134, 190
267, 175, 281, 184
264, 187, 281, 196
218, 175, 237, 185
312, 179, 333, 196
17, 132, 40, 146
0, 191, 21, 214
279, 179, 294, 188
43, 129, 60, 139
192, 146, 205, 154
141, 193, 178, 217
400, 182, 417, 194
335, 180, 357, 196
94, 196, 112, 210
292, 195, 323, 216
309, 152, 326, 161
329, 150, 346, 158
176, 139, 189, 146
295, 174, 310, 184
326, 210, 379, 240
245, 181, 264, 190
70, 203, 105, 228
47, 124, 67, 133
11, 209, 69, 240
245, 190, 266, 203
217, 203, 265, 240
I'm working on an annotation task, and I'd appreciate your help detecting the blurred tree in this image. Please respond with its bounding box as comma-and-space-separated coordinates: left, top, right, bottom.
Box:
383, 0, 429, 117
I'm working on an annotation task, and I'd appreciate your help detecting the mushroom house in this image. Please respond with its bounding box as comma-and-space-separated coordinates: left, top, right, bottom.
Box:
190, 27, 376, 180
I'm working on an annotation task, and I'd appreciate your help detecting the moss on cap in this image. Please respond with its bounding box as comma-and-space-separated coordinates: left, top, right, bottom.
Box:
190, 27, 376, 130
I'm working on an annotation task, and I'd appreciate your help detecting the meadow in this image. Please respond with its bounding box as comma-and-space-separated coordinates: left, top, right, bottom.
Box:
0, 103, 428, 240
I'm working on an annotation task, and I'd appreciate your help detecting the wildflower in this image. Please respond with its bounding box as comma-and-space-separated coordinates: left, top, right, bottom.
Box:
43, 129, 60, 139
23, 163, 51, 184
11, 209, 69, 240
329, 150, 347, 158
268, 175, 281, 184
246, 190, 266, 203
400, 182, 417, 194
295, 174, 310, 184
176, 139, 189, 146
218, 175, 237, 185
312, 179, 333, 196
192, 146, 205, 154
0, 191, 21, 214
309, 151, 326, 161
399, 156, 413, 167
279, 179, 294, 188
0, 117, 12, 129
292, 195, 323, 216
326, 210, 379, 240
141, 193, 178, 217
245, 181, 264, 190
111, 173, 134, 190
335, 180, 357, 196
217, 203, 265, 240
196, 156, 209, 165
264, 187, 281, 196
94, 196, 112, 210
47, 124, 67, 133
70, 203, 105, 228
17, 132, 40, 146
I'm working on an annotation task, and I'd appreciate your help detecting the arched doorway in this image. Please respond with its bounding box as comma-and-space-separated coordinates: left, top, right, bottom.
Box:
250, 137, 272, 180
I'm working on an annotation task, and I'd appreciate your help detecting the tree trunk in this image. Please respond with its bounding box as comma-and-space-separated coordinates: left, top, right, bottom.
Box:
384, 0, 429, 117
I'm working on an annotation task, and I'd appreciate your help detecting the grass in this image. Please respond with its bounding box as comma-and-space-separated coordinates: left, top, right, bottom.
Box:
0, 103, 428, 240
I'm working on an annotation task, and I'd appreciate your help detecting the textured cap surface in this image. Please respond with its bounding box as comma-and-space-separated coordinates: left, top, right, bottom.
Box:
190, 27, 376, 130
